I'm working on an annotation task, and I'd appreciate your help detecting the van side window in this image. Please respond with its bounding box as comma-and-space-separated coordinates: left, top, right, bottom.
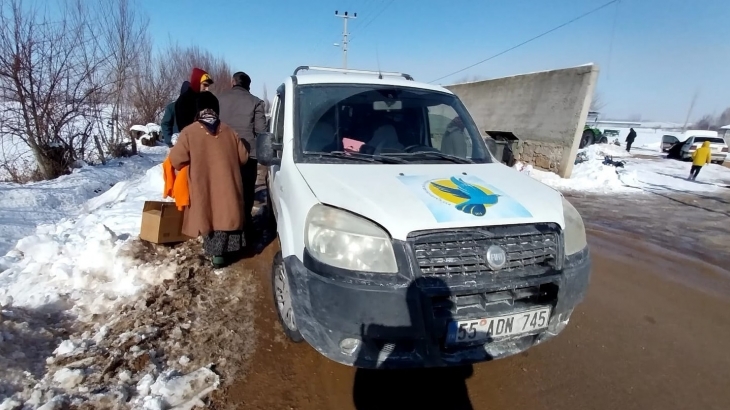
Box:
274, 95, 285, 144
427, 104, 473, 157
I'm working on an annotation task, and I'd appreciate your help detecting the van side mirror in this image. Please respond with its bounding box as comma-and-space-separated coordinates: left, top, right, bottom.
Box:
256, 132, 282, 166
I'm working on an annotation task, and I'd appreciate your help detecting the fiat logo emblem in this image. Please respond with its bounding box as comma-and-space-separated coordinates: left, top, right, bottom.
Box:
486, 245, 507, 270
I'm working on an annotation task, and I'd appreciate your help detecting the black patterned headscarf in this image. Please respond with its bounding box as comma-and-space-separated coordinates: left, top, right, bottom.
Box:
196, 92, 220, 134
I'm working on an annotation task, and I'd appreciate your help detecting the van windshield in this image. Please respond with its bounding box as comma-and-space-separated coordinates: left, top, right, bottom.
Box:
296, 84, 492, 164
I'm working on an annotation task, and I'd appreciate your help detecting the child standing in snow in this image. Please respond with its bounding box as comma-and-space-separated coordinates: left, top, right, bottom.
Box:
689, 141, 712, 181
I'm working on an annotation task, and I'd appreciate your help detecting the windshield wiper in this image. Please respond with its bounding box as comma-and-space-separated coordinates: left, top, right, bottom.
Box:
384, 151, 475, 164
307, 151, 409, 164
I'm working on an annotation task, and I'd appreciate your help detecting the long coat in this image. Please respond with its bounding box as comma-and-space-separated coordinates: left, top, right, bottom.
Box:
169, 122, 248, 237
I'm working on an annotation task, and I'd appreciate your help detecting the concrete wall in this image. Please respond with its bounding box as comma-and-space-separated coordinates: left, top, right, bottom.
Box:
446, 64, 599, 177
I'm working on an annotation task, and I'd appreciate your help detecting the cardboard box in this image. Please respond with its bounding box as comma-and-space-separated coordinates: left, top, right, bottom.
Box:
139, 201, 192, 244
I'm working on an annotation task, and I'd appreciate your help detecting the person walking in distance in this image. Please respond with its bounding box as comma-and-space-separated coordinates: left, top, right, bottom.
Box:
161, 81, 190, 147
625, 128, 637, 152
217, 71, 267, 245
688, 141, 712, 181
169, 91, 249, 268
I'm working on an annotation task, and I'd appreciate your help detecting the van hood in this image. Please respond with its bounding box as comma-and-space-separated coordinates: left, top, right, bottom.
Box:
295, 163, 565, 241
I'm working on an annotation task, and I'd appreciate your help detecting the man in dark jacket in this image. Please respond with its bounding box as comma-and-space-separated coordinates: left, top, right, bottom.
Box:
625, 128, 637, 152
217, 71, 267, 244
174, 68, 216, 132
161, 81, 190, 147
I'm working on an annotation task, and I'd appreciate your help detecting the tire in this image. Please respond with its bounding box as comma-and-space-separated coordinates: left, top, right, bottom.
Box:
579, 129, 594, 149
272, 251, 304, 343
598, 136, 608, 144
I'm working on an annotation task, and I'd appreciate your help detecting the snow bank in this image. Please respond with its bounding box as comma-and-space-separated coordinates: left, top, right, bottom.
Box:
522, 160, 637, 194
580, 143, 631, 160
0, 146, 229, 407
516, 144, 638, 193
0, 162, 176, 320
516, 143, 730, 194
0, 145, 169, 256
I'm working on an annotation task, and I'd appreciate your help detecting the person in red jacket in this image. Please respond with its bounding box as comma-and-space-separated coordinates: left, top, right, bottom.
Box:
174, 68, 218, 132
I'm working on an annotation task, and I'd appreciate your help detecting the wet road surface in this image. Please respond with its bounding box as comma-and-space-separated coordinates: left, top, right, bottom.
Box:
220, 190, 730, 410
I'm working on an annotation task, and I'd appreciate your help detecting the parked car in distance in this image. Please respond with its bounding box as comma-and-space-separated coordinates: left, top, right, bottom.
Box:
666, 134, 728, 164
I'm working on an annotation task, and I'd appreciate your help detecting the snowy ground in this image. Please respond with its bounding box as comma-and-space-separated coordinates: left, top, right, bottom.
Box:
0, 136, 237, 409
1, 125, 728, 408
0, 146, 168, 256
517, 143, 730, 195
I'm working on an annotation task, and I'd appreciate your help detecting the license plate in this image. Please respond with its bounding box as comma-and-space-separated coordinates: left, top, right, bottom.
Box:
446, 307, 551, 345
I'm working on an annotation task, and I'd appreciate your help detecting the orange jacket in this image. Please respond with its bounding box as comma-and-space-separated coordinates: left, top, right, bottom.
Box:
162, 157, 190, 210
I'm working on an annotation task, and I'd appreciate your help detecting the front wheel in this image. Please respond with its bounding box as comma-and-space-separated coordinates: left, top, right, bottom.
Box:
579, 130, 594, 149
272, 251, 303, 343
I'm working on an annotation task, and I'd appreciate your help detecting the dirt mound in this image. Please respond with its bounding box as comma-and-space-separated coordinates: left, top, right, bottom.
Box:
2, 239, 259, 409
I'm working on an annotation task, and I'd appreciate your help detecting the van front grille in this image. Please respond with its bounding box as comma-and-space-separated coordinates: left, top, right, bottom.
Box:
409, 224, 562, 277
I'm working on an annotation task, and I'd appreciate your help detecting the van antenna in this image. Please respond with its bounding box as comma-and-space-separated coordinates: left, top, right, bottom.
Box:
376, 43, 383, 79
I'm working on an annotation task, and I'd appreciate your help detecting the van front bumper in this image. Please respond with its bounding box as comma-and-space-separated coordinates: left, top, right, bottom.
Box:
283, 244, 591, 369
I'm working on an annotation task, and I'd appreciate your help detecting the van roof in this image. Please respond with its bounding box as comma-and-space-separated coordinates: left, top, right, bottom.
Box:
294, 73, 454, 94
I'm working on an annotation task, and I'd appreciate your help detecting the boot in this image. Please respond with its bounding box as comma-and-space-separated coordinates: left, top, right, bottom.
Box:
212, 256, 226, 269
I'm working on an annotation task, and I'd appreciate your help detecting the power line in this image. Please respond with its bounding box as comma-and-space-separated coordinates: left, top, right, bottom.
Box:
347, 0, 382, 34
605, 0, 621, 80
349, 0, 376, 31
349, 0, 395, 42
429, 0, 620, 84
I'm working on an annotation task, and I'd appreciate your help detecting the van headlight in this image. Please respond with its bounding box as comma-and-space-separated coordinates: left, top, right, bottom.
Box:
304, 204, 398, 273
562, 197, 587, 256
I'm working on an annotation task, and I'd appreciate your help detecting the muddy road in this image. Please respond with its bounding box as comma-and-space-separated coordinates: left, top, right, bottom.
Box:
216, 190, 730, 410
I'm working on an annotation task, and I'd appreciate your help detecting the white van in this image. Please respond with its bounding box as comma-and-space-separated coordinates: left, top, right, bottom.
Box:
256, 66, 591, 369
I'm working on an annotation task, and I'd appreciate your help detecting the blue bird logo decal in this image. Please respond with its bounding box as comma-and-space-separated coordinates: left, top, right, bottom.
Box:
428, 177, 500, 216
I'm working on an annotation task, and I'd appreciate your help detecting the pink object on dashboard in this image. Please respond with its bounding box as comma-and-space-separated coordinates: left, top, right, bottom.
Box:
343, 137, 365, 152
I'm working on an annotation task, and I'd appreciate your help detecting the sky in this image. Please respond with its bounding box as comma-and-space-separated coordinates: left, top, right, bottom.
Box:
141, 0, 729, 123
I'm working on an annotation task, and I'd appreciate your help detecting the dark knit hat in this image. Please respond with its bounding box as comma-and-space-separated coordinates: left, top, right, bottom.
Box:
197, 91, 220, 115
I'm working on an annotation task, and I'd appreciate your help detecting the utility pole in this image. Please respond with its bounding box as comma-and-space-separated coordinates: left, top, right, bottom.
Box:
334, 10, 356, 68
682, 89, 699, 132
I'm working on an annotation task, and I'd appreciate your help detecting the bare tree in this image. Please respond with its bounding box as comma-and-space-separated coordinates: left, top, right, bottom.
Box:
130, 40, 176, 126
693, 114, 716, 131
716, 107, 730, 127
92, 0, 149, 156
590, 91, 607, 112
0, 0, 234, 182
0, 0, 109, 180
160, 43, 232, 95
